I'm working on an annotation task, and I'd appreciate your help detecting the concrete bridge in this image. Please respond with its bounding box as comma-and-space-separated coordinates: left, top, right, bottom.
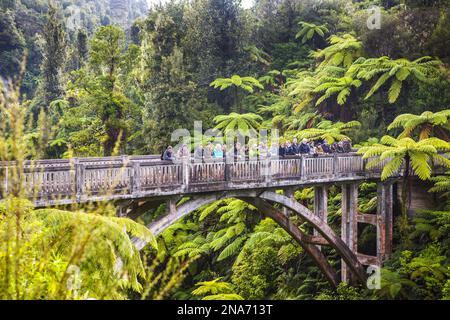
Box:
1, 153, 397, 286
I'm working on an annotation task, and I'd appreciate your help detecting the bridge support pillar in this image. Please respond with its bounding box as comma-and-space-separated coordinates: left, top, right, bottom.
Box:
341, 183, 358, 283
182, 159, 190, 189
377, 181, 393, 263
131, 161, 141, 195
313, 185, 328, 249
168, 198, 177, 215
283, 187, 296, 217
74, 159, 85, 203
116, 200, 133, 217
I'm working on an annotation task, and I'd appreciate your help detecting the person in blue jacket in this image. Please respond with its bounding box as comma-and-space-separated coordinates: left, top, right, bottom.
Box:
285, 140, 295, 155
291, 138, 300, 155
162, 146, 175, 161
278, 142, 287, 158
212, 144, 224, 158
299, 138, 310, 154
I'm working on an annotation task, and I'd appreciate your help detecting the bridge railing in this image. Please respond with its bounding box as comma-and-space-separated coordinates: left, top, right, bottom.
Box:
0, 153, 392, 203
303, 156, 334, 176
229, 160, 264, 182
336, 154, 365, 174
270, 158, 302, 179
189, 161, 225, 183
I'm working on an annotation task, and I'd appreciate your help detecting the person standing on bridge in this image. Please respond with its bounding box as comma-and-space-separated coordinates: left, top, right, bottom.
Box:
278, 142, 286, 158
269, 143, 278, 158
194, 144, 204, 162
213, 144, 224, 159
322, 141, 332, 154
222, 144, 230, 161
331, 141, 343, 153
162, 146, 175, 161
285, 140, 294, 156
178, 144, 190, 159
315, 143, 324, 155
234, 142, 245, 161
342, 137, 352, 153
258, 142, 268, 159
204, 142, 214, 162
292, 138, 300, 155
299, 138, 310, 154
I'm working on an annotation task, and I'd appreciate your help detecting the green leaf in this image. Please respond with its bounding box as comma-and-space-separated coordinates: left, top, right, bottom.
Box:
203, 294, 244, 300
231, 75, 242, 86
365, 73, 391, 100
396, 67, 410, 81
388, 79, 402, 103
337, 88, 350, 105
217, 236, 247, 261
332, 52, 344, 65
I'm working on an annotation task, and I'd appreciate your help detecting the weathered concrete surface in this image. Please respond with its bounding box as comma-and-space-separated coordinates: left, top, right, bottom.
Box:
341, 183, 358, 283
242, 197, 339, 286
133, 190, 368, 285
1, 154, 389, 207
377, 181, 394, 262
396, 179, 437, 216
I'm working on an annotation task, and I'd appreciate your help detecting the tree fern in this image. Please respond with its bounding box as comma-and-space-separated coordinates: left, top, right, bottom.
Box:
210, 222, 246, 252
0, 198, 156, 299
217, 199, 256, 224
244, 45, 271, 66
295, 120, 360, 144
192, 277, 243, 300
429, 173, 450, 196
359, 136, 450, 181
355, 56, 442, 104
388, 110, 450, 140
259, 70, 283, 87
202, 293, 244, 300
173, 235, 211, 258
213, 112, 263, 135
314, 76, 362, 106
217, 235, 247, 261
258, 94, 294, 129
312, 34, 363, 68
376, 268, 417, 299
287, 72, 318, 101
286, 112, 322, 131
234, 219, 295, 266
358, 135, 450, 225
199, 200, 224, 221
295, 22, 328, 44
210, 75, 264, 112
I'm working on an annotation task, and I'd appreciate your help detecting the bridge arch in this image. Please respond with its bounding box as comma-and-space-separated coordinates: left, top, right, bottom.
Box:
133, 190, 367, 286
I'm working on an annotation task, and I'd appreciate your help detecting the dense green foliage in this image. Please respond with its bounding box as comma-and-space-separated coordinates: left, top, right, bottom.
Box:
1, 0, 450, 300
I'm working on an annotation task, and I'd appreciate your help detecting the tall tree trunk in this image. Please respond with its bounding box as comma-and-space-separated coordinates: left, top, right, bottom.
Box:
235, 87, 241, 113
434, 126, 450, 141
339, 106, 353, 122
400, 155, 411, 234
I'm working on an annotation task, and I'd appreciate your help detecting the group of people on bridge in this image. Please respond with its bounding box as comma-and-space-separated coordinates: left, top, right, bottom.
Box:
161, 137, 353, 162
279, 137, 352, 157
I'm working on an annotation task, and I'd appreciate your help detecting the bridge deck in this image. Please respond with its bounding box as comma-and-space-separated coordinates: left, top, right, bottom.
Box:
1, 153, 388, 207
